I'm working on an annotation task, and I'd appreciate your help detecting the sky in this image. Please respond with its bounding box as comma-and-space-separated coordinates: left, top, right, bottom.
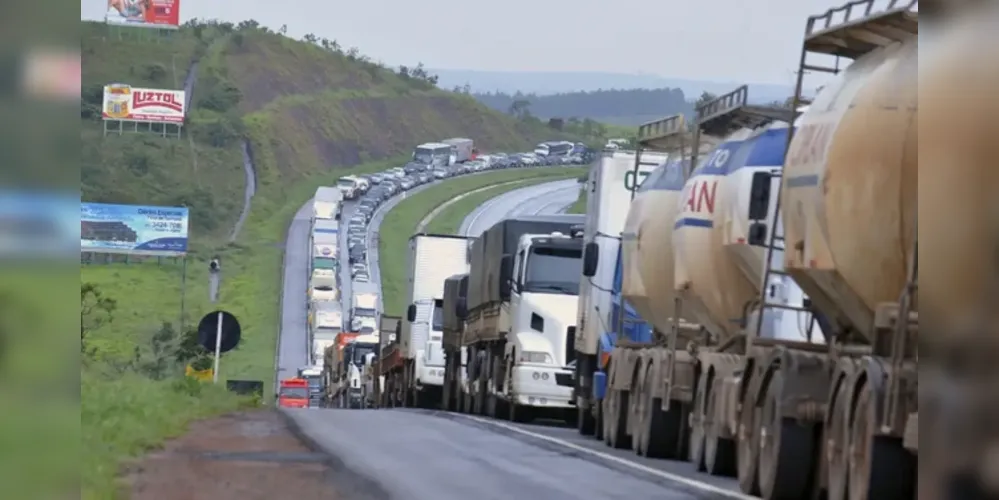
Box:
82, 0, 853, 86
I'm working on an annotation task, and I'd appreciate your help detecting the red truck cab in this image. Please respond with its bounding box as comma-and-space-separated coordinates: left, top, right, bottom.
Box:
277, 378, 309, 408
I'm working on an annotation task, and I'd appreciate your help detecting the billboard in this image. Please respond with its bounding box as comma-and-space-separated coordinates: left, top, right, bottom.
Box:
105, 0, 181, 29
81, 202, 189, 256
102, 84, 185, 123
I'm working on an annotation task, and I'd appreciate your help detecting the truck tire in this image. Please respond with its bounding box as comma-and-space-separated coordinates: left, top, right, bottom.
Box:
757, 369, 815, 500
606, 389, 631, 450
577, 402, 596, 436
703, 375, 736, 476
689, 374, 708, 471
641, 367, 685, 459
847, 381, 915, 500
737, 387, 762, 495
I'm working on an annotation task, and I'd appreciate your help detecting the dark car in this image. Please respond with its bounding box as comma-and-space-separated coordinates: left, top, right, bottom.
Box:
349, 246, 365, 265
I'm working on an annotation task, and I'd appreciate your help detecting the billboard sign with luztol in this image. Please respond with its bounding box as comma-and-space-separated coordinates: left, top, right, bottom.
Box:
102, 84, 185, 123
81, 202, 189, 256
105, 0, 181, 29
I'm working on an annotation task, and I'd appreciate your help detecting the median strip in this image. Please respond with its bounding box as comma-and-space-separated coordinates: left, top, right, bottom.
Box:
378, 167, 586, 315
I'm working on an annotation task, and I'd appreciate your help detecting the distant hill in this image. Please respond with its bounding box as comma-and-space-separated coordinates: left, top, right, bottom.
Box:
471, 88, 697, 127
432, 69, 805, 104
81, 21, 596, 239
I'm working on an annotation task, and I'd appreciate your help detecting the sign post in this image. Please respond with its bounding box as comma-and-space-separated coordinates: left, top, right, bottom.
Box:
212, 311, 223, 383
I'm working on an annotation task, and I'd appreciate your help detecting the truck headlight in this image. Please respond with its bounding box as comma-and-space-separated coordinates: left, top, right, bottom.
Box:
519, 351, 553, 364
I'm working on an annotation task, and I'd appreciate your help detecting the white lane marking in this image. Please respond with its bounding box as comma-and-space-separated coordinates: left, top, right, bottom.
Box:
457, 414, 758, 500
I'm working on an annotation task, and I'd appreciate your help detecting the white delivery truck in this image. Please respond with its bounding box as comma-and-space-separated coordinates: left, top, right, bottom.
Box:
351, 280, 379, 323
310, 301, 343, 365
313, 186, 343, 221
571, 148, 666, 429
383, 234, 470, 408
442, 138, 474, 164
337, 176, 360, 200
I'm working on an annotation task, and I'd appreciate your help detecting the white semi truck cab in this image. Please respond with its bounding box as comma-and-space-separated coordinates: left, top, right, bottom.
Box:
503, 231, 583, 409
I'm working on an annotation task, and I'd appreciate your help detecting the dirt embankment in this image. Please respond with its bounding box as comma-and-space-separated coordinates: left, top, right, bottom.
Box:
124, 410, 348, 500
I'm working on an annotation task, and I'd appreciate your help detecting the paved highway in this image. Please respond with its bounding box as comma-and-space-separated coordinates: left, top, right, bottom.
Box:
278, 172, 743, 500
460, 178, 580, 236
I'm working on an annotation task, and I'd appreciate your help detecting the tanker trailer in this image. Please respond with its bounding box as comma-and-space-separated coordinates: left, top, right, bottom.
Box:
660, 86, 827, 489
747, 3, 918, 499
581, 114, 707, 457
918, 3, 999, 498
572, 147, 667, 439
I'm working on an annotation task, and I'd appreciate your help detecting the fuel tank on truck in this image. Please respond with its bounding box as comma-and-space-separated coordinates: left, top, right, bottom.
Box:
921, 7, 999, 337
782, 32, 917, 342
621, 157, 695, 333
672, 121, 793, 342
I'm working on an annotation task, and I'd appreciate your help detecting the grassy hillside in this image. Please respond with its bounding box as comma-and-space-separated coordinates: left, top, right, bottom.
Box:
80, 18, 605, 498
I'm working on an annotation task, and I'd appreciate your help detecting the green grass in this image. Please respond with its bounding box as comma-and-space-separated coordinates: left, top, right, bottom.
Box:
567, 188, 587, 214
424, 176, 581, 234
379, 167, 586, 315
80, 156, 407, 499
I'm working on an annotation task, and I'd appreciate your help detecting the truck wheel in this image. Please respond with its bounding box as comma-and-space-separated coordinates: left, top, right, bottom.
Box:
593, 398, 604, 441
757, 369, 815, 500
577, 401, 596, 436
642, 367, 685, 459
607, 390, 632, 450
631, 366, 647, 455
737, 389, 762, 495
602, 391, 615, 445
486, 392, 498, 418
825, 381, 851, 500
703, 376, 737, 476
510, 402, 532, 423
847, 381, 915, 500
689, 374, 708, 471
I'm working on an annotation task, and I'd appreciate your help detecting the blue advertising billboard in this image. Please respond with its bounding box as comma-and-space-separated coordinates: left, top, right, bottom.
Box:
81, 202, 189, 256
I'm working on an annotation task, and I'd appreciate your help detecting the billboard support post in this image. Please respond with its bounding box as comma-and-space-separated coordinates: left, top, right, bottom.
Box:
179, 255, 187, 334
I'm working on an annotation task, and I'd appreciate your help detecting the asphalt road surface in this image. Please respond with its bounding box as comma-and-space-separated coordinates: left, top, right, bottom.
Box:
460, 178, 580, 236
278, 172, 747, 500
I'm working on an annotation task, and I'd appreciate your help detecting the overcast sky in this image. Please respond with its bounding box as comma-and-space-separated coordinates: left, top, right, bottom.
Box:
82, 0, 850, 85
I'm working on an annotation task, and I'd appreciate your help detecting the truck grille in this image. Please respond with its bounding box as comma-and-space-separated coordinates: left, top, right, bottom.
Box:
555, 373, 573, 387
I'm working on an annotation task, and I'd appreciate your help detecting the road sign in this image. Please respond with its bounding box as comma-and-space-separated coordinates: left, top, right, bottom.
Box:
197, 310, 241, 354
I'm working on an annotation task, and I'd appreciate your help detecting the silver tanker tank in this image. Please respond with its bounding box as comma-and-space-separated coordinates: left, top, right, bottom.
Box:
620, 156, 691, 332
921, 7, 998, 336
672, 119, 814, 342
782, 27, 917, 341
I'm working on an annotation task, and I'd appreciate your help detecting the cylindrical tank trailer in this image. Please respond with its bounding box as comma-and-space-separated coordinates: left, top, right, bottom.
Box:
583, 3, 921, 499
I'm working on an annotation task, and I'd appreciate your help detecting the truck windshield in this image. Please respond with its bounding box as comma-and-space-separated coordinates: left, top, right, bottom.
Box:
432, 300, 444, 331
280, 387, 308, 399
354, 307, 376, 317
337, 179, 354, 187
524, 246, 582, 295
351, 343, 377, 365
413, 148, 434, 164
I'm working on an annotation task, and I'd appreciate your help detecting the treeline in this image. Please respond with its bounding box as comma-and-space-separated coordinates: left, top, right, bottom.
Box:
471, 88, 697, 126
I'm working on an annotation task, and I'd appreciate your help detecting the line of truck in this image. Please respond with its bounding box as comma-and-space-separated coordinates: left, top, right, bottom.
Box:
365, 2, 924, 499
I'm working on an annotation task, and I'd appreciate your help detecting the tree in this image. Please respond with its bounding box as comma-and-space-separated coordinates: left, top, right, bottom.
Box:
695, 91, 716, 107
303, 33, 318, 44
279, 24, 287, 35
461, 83, 471, 94
508, 99, 530, 118
81, 283, 116, 359
397, 65, 410, 78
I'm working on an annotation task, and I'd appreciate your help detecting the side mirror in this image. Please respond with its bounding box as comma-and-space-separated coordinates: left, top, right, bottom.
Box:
747, 222, 768, 246
499, 255, 513, 300
455, 298, 468, 320
748, 172, 772, 220
406, 304, 417, 322
582, 242, 599, 277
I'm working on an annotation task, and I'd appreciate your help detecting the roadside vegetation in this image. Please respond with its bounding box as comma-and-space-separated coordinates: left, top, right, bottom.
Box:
379, 168, 586, 315
567, 189, 587, 214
